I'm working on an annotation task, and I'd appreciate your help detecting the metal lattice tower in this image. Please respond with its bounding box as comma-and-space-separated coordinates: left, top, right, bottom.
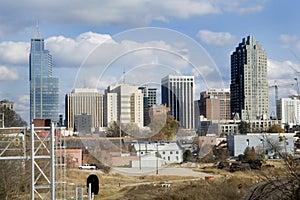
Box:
0, 123, 66, 199
30, 123, 66, 199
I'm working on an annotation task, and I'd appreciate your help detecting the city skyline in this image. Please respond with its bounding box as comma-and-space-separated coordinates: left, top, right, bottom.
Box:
0, 1, 299, 123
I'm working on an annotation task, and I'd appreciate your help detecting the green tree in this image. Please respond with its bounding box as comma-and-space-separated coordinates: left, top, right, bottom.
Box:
106, 121, 127, 137
0, 103, 27, 127
239, 121, 251, 134
243, 146, 259, 161
267, 124, 285, 133
150, 115, 179, 140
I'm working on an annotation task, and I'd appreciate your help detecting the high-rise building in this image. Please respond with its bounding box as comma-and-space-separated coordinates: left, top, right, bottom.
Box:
277, 97, 300, 127
147, 88, 157, 107
230, 35, 269, 121
138, 86, 157, 125
29, 35, 59, 123
65, 88, 103, 132
198, 89, 231, 120
104, 84, 144, 128
103, 93, 118, 127
161, 75, 194, 129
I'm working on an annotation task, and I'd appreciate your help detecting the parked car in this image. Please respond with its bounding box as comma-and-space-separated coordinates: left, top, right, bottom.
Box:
90, 163, 100, 169
78, 164, 96, 170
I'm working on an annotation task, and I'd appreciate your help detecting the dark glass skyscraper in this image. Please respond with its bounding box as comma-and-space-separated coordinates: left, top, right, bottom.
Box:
230, 35, 269, 121
29, 36, 59, 123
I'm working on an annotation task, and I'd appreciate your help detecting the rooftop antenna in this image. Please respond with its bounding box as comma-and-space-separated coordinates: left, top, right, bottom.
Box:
34, 20, 41, 39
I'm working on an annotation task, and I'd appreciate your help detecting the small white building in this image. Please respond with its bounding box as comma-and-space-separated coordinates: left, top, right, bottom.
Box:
133, 142, 183, 164
131, 154, 166, 168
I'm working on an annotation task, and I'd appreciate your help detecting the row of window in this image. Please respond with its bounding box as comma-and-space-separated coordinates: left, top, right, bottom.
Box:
140, 151, 179, 155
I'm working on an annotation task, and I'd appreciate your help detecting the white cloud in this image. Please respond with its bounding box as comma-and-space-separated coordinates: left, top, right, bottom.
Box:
278, 34, 300, 59
15, 95, 29, 112
236, 5, 264, 14
279, 34, 299, 48
268, 59, 300, 98
0, 30, 204, 89
192, 65, 215, 78
0, 1, 219, 36
0, 41, 29, 66
268, 59, 300, 80
0, 0, 268, 36
197, 30, 237, 46
45, 32, 113, 68
213, 0, 266, 15
279, 34, 298, 44
0, 65, 18, 81
12, 95, 30, 123
158, 0, 220, 18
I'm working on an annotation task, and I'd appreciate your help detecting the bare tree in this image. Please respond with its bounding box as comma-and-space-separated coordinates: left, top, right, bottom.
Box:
0, 160, 30, 199
246, 135, 300, 199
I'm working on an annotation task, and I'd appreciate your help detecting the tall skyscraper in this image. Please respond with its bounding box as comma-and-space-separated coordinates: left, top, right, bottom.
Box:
65, 88, 103, 132
230, 35, 269, 121
161, 75, 194, 129
29, 34, 59, 123
104, 84, 144, 128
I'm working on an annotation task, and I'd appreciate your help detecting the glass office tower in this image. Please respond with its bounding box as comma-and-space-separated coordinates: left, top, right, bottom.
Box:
161, 75, 194, 129
29, 37, 59, 123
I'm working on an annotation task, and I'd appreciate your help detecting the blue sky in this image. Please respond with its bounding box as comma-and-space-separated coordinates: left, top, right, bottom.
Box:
0, 0, 299, 123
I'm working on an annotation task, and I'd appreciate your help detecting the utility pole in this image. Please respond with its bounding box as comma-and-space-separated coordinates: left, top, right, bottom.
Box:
156, 143, 158, 175
119, 120, 122, 155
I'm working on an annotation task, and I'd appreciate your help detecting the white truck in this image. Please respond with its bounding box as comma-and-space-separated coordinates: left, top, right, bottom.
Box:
78, 164, 96, 170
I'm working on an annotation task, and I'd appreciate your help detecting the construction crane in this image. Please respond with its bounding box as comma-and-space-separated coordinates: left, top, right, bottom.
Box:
269, 84, 278, 105
269, 81, 295, 119
269, 82, 279, 119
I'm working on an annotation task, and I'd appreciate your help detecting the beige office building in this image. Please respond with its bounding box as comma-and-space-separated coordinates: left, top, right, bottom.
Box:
104, 84, 144, 128
65, 88, 103, 131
